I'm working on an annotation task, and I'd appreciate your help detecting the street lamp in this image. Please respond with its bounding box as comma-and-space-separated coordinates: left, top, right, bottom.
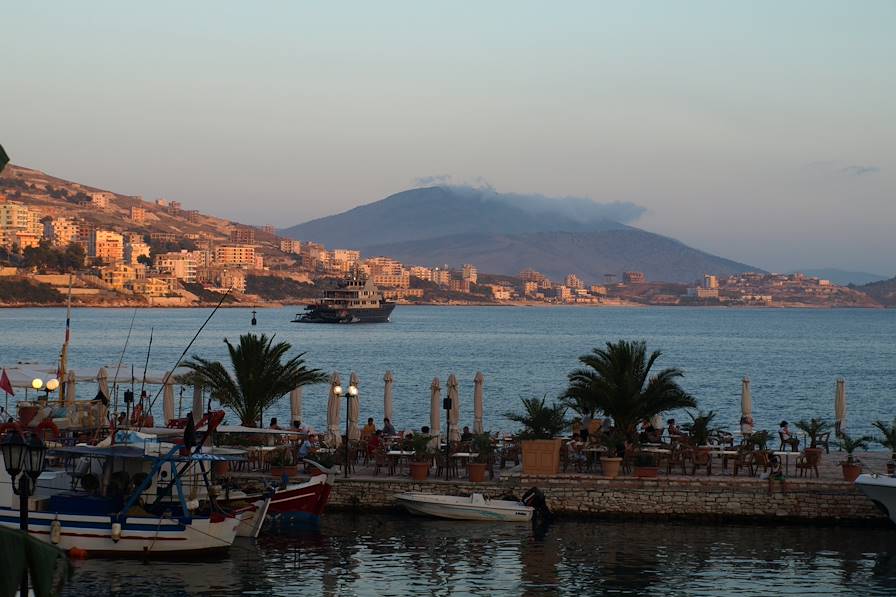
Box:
45, 378, 59, 401
2, 430, 48, 597
345, 384, 358, 479
332, 384, 343, 473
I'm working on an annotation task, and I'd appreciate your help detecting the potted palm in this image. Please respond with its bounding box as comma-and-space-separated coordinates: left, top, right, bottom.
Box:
561, 339, 696, 443
634, 451, 658, 478
838, 432, 872, 482
468, 433, 493, 482
269, 446, 298, 478
408, 433, 433, 481
746, 430, 771, 470
687, 410, 718, 468
872, 418, 896, 475
505, 396, 568, 475
795, 418, 831, 468
599, 430, 625, 479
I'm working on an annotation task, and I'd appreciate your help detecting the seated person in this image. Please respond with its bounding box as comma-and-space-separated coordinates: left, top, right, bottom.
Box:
461, 426, 473, 442
578, 428, 589, 443
382, 418, 397, 436
269, 417, 282, 430
566, 440, 587, 467
638, 419, 655, 444
292, 419, 312, 434
297, 434, 318, 459
361, 417, 377, 439
570, 418, 583, 439
667, 418, 681, 437
367, 430, 383, 456
740, 415, 754, 436
779, 421, 799, 451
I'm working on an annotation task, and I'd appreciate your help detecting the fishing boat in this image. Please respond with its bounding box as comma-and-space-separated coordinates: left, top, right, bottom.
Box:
854, 473, 896, 525
395, 492, 535, 522
292, 273, 395, 324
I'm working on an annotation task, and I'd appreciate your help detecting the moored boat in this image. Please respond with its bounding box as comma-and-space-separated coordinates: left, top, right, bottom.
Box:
854, 473, 896, 525
292, 274, 395, 324
395, 492, 534, 522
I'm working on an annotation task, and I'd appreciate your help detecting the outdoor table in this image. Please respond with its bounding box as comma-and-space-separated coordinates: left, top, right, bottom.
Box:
387, 450, 414, 474
710, 449, 740, 470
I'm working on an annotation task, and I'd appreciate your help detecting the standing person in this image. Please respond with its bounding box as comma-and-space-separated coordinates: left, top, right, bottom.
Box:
382, 417, 396, 436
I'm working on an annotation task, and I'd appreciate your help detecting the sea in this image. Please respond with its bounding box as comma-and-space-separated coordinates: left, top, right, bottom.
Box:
2, 305, 895, 595
0, 305, 893, 437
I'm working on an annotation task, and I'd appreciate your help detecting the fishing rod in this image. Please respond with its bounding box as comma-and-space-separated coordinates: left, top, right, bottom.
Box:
141, 287, 232, 427
111, 309, 138, 419
137, 326, 154, 421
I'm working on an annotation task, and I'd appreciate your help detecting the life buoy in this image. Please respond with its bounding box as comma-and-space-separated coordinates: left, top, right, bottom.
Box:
35, 418, 60, 440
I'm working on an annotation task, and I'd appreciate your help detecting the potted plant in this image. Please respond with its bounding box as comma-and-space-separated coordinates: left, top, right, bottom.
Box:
687, 410, 718, 469
269, 446, 298, 478
408, 434, 432, 481
633, 451, 658, 478
746, 430, 771, 470
795, 418, 832, 467
468, 433, 493, 482
599, 430, 625, 479
505, 396, 568, 475
838, 432, 872, 482
305, 451, 336, 476
872, 418, 896, 475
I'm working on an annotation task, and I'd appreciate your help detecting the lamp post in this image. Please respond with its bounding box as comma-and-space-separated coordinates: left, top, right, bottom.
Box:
333, 384, 343, 473
45, 378, 59, 402
345, 383, 358, 479
443, 394, 452, 481
2, 429, 48, 597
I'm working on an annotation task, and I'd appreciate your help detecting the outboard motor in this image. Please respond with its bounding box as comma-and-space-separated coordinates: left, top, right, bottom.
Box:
522, 487, 551, 526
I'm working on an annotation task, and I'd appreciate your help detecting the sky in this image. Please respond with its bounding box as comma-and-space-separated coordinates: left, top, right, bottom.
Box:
2, 1, 894, 274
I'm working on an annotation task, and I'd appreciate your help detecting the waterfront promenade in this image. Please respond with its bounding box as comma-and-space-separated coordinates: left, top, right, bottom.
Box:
274, 452, 894, 525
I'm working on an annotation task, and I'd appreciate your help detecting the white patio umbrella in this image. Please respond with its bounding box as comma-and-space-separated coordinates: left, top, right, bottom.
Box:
348, 372, 361, 441
473, 371, 484, 434
326, 372, 342, 447
290, 387, 303, 424
429, 377, 441, 438
64, 370, 77, 408
741, 377, 752, 418
191, 386, 203, 424
383, 370, 394, 424
96, 367, 110, 403
448, 373, 460, 442
835, 378, 846, 435
162, 373, 175, 424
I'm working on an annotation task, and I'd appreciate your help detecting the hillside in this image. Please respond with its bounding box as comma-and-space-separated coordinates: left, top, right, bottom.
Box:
282, 186, 761, 283
792, 268, 890, 286
854, 277, 896, 307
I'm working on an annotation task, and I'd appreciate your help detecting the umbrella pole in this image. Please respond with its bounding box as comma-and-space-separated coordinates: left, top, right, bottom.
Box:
444, 397, 451, 481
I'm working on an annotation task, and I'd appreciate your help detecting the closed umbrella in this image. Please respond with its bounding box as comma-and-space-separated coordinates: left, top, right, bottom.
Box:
95, 367, 110, 427
835, 378, 846, 436
191, 386, 203, 425
448, 373, 460, 442
162, 373, 175, 424
326, 372, 342, 448
290, 387, 303, 424
383, 370, 394, 424
429, 377, 441, 439
348, 372, 360, 441
96, 367, 109, 402
473, 371, 484, 434
741, 377, 752, 418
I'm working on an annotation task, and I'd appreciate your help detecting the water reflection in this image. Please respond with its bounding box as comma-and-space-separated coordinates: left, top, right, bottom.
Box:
63, 515, 896, 596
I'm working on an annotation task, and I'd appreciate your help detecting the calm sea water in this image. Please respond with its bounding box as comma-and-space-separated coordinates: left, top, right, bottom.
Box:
0, 306, 894, 437
61, 513, 896, 596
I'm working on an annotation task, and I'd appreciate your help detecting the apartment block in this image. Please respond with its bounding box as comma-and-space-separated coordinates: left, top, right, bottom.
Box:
280, 239, 302, 254
214, 244, 257, 267
229, 227, 255, 244
89, 230, 124, 263
125, 241, 151, 265
409, 266, 432, 281
43, 217, 80, 248
564, 274, 584, 289
623, 271, 646, 284
130, 206, 146, 224
462, 264, 478, 284
0, 198, 42, 248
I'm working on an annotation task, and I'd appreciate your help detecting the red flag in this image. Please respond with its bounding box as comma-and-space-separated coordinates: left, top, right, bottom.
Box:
0, 369, 14, 396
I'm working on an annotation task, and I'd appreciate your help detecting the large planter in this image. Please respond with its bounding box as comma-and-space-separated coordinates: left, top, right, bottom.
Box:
600, 457, 622, 479
634, 466, 658, 478
841, 462, 862, 482
521, 439, 562, 476
803, 447, 823, 466
409, 461, 430, 481
270, 465, 298, 478
467, 462, 487, 482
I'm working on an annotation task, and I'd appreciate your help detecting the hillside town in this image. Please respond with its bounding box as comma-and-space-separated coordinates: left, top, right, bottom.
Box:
0, 165, 886, 308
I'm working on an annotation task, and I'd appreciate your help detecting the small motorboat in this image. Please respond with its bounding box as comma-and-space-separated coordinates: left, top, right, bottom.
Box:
395, 492, 534, 522
854, 473, 896, 524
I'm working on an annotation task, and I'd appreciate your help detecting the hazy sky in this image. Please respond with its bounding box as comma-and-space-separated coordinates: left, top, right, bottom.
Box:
3, 2, 894, 274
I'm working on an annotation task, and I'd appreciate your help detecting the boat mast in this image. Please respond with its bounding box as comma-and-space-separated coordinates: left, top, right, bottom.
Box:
58, 274, 73, 404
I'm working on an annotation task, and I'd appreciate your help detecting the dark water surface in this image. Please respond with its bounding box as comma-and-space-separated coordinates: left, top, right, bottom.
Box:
1, 306, 894, 436
62, 513, 896, 596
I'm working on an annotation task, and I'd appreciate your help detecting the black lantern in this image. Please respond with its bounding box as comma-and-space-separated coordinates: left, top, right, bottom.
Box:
24, 434, 47, 479
1, 431, 25, 478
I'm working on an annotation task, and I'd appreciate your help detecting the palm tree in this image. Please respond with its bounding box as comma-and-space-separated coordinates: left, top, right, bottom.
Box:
561, 339, 696, 441
872, 418, 896, 459
184, 333, 327, 427
504, 396, 568, 440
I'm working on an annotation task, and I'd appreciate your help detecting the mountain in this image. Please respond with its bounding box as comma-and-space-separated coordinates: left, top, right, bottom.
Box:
790, 268, 890, 286
854, 276, 896, 307
281, 186, 760, 283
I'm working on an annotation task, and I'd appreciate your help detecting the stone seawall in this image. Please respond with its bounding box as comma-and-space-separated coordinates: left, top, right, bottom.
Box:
327, 474, 888, 524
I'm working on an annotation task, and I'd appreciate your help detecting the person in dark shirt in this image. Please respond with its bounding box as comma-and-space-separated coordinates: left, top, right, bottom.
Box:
461, 426, 473, 442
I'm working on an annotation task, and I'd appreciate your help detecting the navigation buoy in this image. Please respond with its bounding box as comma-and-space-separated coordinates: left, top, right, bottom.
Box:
251, 309, 257, 326
111, 522, 122, 543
